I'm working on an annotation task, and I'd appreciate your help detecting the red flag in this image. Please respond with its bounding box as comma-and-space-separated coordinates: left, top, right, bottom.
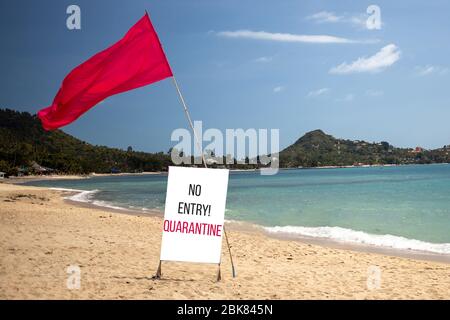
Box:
38, 13, 173, 130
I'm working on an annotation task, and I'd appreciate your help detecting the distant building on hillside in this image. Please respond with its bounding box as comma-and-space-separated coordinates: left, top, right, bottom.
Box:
414, 146, 423, 153
0, 172, 5, 179
31, 161, 55, 175
110, 167, 121, 174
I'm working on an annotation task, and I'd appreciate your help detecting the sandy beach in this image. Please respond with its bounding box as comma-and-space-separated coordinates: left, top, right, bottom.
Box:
0, 182, 449, 299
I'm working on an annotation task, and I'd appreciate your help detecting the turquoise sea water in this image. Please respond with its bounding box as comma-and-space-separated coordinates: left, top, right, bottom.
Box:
26, 164, 450, 254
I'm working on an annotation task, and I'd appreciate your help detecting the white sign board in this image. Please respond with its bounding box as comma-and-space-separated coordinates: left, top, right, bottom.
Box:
160, 166, 229, 264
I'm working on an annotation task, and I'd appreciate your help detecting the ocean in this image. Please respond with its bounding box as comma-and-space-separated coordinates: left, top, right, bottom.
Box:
25, 164, 450, 255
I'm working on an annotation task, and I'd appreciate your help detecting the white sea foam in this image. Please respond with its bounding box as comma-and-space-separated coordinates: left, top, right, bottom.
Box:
65, 189, 99, 203
50, 187, 86, 193
264, 225, 450, 254
63, 189, 138, 212
91, 200, 132, 211
224, 218, 247, 225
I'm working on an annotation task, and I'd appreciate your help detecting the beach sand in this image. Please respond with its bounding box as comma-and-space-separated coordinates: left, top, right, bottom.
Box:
0, 183, 449, 299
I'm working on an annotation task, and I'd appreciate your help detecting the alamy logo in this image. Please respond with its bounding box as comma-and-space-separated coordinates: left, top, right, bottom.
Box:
171, 121, 279, 175
366, 5, 381, 30
366, 265, 382, 290
66, 265, 81, 290
66, 5, 81, 30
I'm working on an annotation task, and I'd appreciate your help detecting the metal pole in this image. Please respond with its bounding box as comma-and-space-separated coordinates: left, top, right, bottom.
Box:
172, 77, 207, 168
155, 260, 162, 279
223, 225, 236, 278
171, 75, 236, 279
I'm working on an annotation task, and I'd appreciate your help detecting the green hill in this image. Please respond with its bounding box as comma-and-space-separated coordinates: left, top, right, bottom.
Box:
0, 108, 171, 176
280, 129, 450, 168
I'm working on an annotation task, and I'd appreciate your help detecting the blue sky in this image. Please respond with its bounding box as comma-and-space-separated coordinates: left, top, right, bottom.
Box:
1, 0, 450, 152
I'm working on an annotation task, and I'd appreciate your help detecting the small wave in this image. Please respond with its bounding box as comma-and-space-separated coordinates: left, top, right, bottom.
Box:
264, 225, 450, 255
65, 189, 146, 212
50, 187, 86, 193
91, 200, 132, 211
224, 218, 247, 225
66, 189, 99, 203
127, 206, 152, 212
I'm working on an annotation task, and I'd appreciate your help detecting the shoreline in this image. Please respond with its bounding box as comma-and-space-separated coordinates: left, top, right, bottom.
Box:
1, 183, 450, 299
56, 187, 450, 264
4, 162, 449, 184
2, 171, 165, 184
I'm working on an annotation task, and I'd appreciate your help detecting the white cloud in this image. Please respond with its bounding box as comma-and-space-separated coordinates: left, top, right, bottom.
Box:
307, 88, 330, 97
307, 11, 343, 23
273, 86, 284, 93
216, 30, 365, 44
254, 56, 273, 63
336, 93, 355, 102
348, 15, 368, 29
365, 89, 384, 97
306, 11, 371, 29
415, 65, 449, 76
330, 44, 400, 74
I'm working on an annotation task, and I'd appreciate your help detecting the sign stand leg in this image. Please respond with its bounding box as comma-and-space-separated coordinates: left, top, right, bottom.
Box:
223, 226, 236, 278
216, 263, 222, 282
153, 260, 162, 279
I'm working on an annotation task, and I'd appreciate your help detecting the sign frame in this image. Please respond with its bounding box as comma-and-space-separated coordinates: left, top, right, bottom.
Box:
155, 166, 230, 280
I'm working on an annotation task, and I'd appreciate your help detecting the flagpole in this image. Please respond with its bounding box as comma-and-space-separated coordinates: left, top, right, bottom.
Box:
171, 75, 236, 280
171, 77, 207, 168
